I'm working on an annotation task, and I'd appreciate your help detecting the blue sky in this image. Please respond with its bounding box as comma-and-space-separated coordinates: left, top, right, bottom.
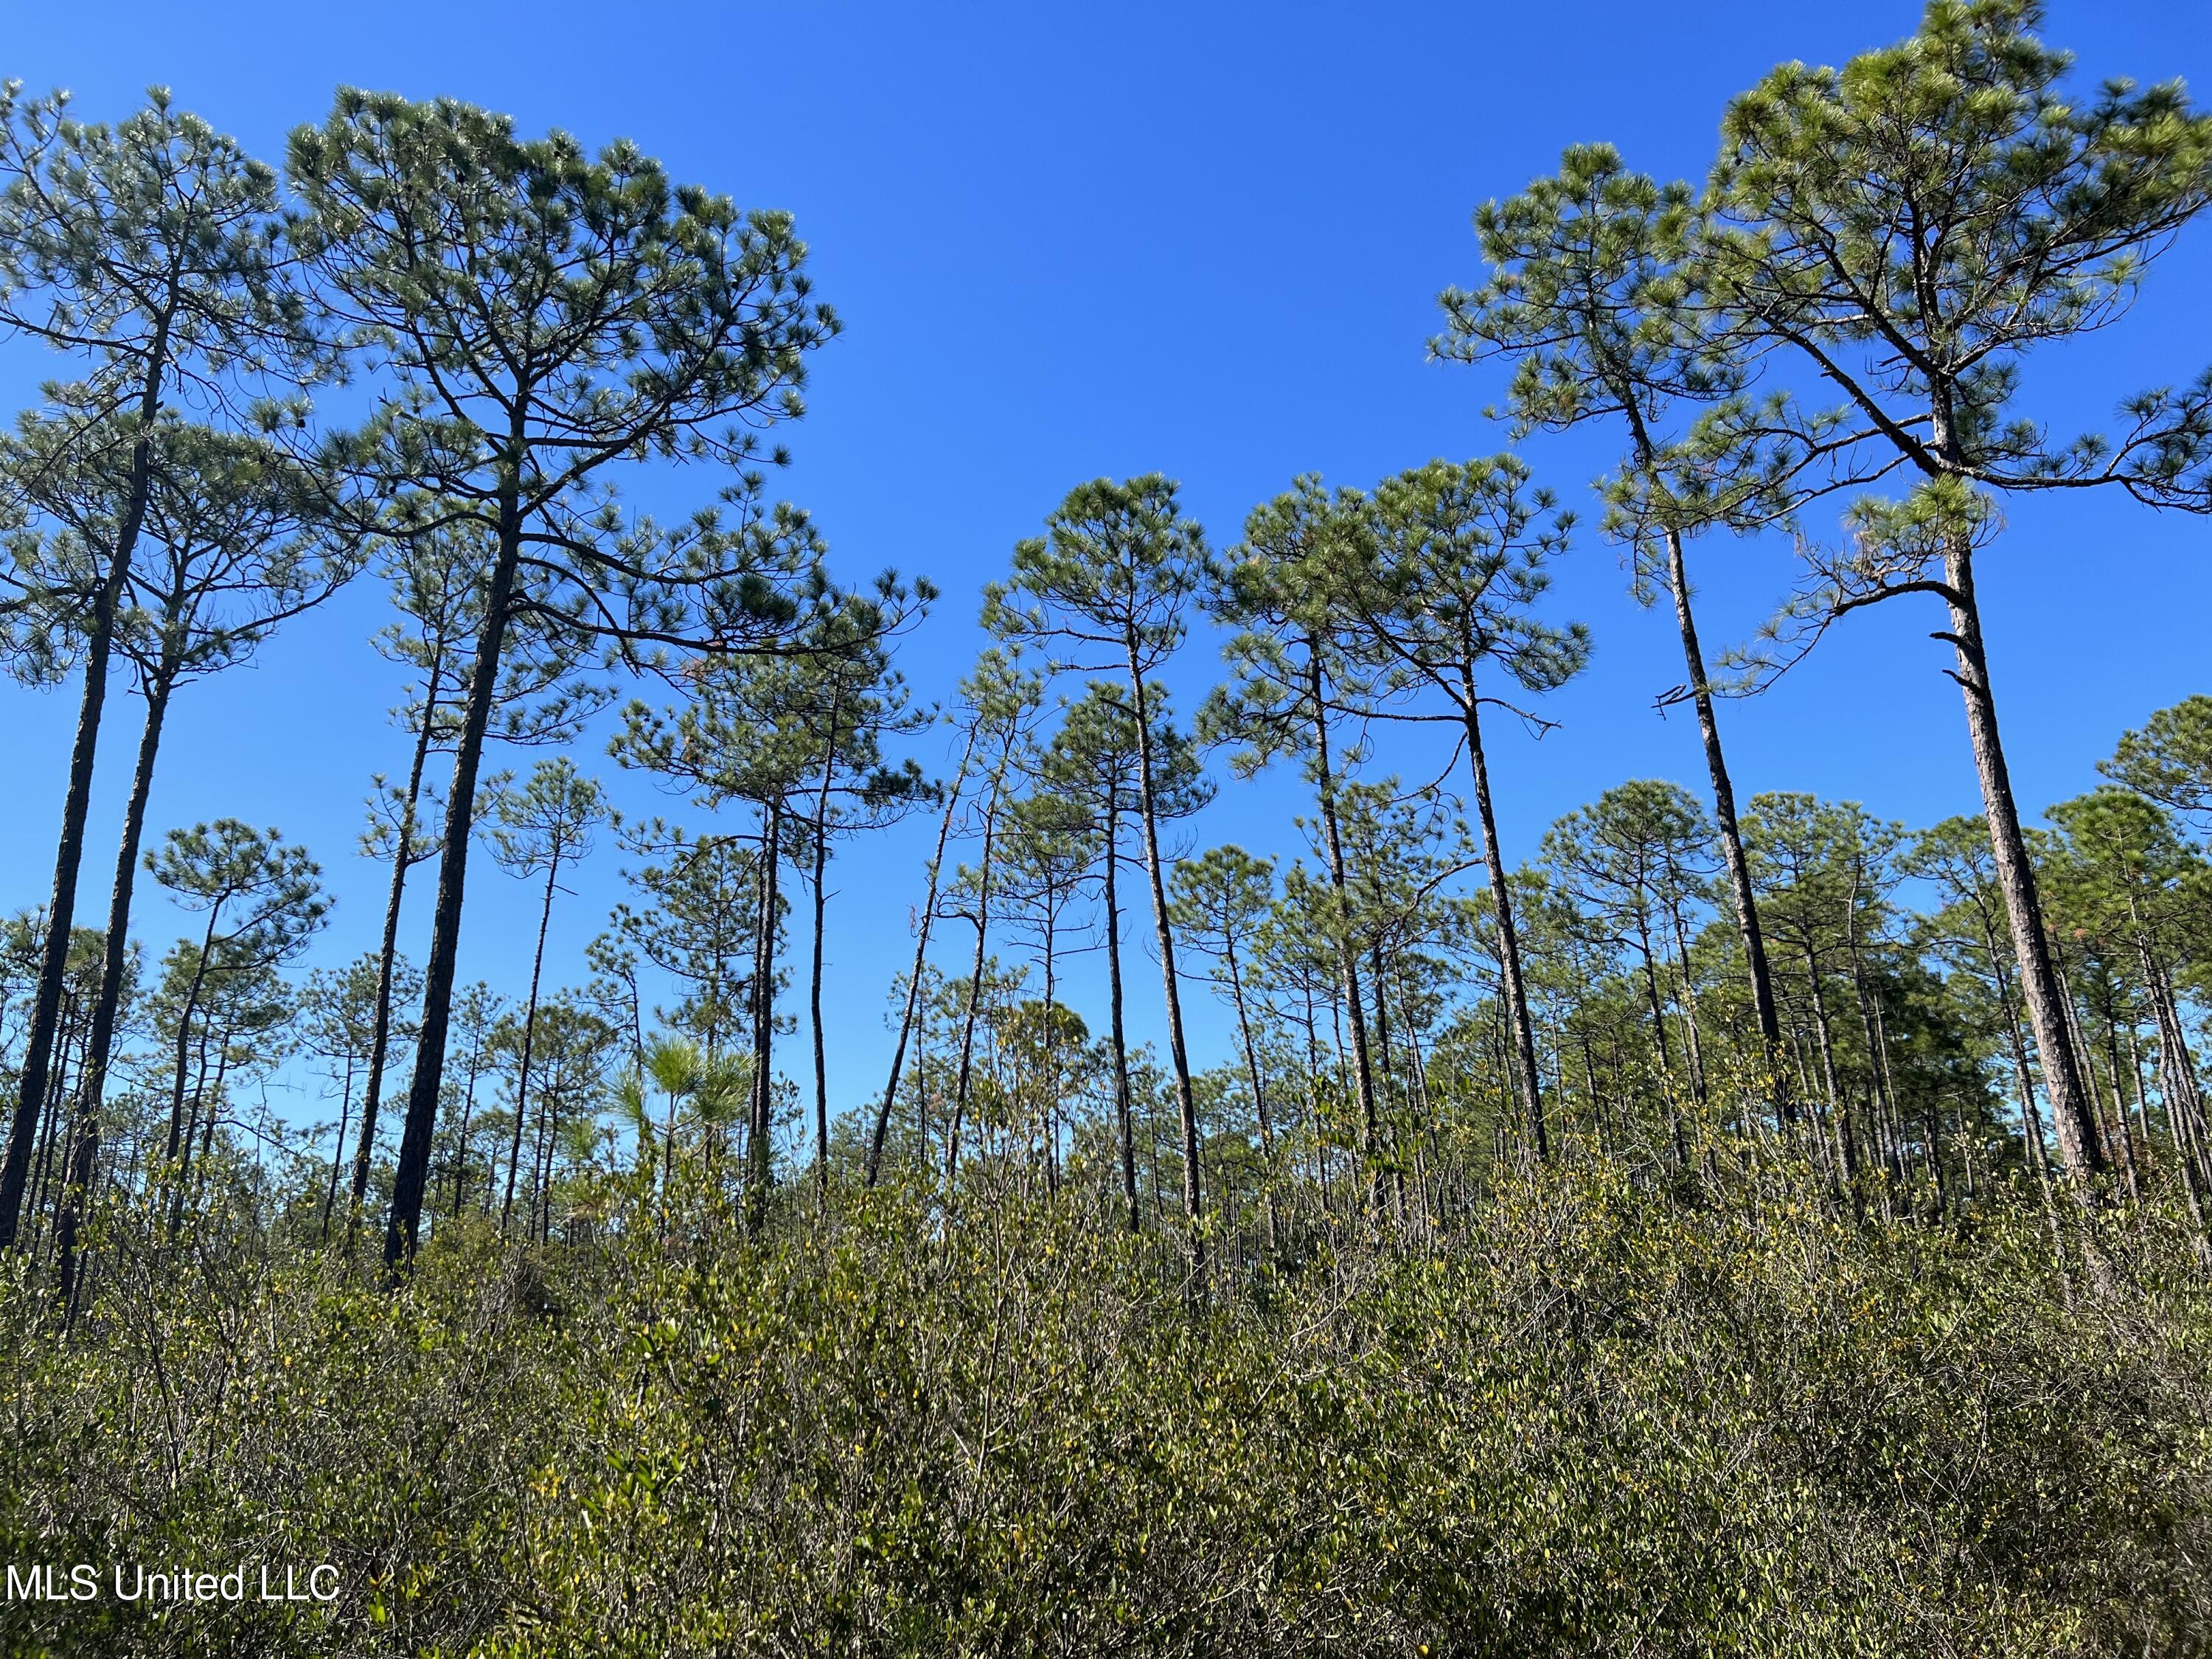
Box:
4, 0, 2209, 1138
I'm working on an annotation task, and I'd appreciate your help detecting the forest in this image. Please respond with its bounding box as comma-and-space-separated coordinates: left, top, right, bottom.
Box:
4, 1, 2212, 1654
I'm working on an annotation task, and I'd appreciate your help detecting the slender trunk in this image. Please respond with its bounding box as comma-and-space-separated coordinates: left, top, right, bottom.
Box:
448, 1052, 482, 1220
1042, 899, 1060, 1197
1619, 407, 1790, 1127
321, 1062, 355, 1244
1, 338, 168, 1252
1224, 936, 1278, 1253
1666, 902, 1708, 1110
530, 1077, 556, 1245
1306, 654, 1381, 1207
1369, 943, 1407, 1223
384, 451, 525, 1274
748, 801, 783, 1233
1664, 519, 1785, 1114
810, 691, 844, 1204
1843, 877, 1899, 1202
353, 641, 445, 1221
1459, 692, 1547, 1158
1806, 962, 1858, 1189
866, 729, 973, 1185
55, 673, 173, 1304
1126, 647, 1204, 1287
1103, 793, 1138, 1233
1635, 914, 1687, 1169
1939, 540, 2101, 1178
944, 786, 999, 1186
164, 912, 223, 1169
500, 855, 560, 1236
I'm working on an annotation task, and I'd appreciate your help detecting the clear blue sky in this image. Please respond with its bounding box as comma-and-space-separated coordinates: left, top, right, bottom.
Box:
4, 1, 2209, 1138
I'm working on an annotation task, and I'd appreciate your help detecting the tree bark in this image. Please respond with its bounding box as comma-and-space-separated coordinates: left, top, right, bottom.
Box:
1939, 540, 2102, 1180
1125, 642, 1205, 1290
748, 799, 783, 1234
1459, 695, 1548, 1159
1102, 789, 1138, 1234
499, 854, 560, 1236
55, 673, 173, 1306
1, 339, 167, 1252
1223, 932, 1279, 1253
943, 785, 999, 1187
1305, 655, 1382, 1207
353, 639, 447, 1226
383, 452, 524, 1275
1664, 519, 1787, 1119
866, 730, 973, 1186
809, 686, 845, 1204
1616, 400, 1790, 1128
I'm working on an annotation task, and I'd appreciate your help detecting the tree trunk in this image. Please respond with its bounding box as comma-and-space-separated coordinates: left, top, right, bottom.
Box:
1307, 655, 1382, 1209
1459, 694, 1548, 1159
1618, 402, 1790, 1127
1634, 913, 1687, 1169
499, 855, 560, 1236
321, 1062, 355, 1244
1224, 935, 1279, 1253
55, 673, 173, 1306
1806, 962, 1858, 1190
1103, 790, 1138, 1234
866, 729, 974, 1186
748, 799, 783, 1234
384, 459, 525, 1275
0, 345, 167, 1253
944, 786, 999, 1187
810, 689, 844, 1205
1125, 644, 1205, 1290
1663, 519, 1787, 1119
353, 641, 446, 1225
1940, 540, 2101, 1179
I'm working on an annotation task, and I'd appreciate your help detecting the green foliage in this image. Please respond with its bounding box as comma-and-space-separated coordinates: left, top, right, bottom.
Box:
5, 1168, 2210, 1656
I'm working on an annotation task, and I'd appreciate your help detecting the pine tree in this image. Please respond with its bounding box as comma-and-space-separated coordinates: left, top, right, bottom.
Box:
1353, 456, 1590, 1159
1699, 0, 2212, 1179
1436, 144, 1791, 1119
988, 480, 1215, 1281
288, 91, 840, 1269
0, 86, 321, 1251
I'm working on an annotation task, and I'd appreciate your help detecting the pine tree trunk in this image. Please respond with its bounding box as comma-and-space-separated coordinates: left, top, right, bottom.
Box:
866, 730, 973, 1186
383, 463, 524, 1275
1458, 694, 1548, 1159
1103, 790, 1138, 1234
1223, 935, 1279, 1253
810, 689, 844, 1205
1307, 655, 1382, 1208
55, 673, 174, 1307
1806, 964, 1858, 1191
0, 344, 167, 1253
1125, 644, 1204, 1291
1663, 521, 1787, 1119
499, 857, 560, 1236
748, 800, 783, 1234
1613, 400, 1790, 1128
353, 643, 446, 1224
1939, 539, 2102, 1180
944, 787, 999, 1186
321, 1063, 355, 1244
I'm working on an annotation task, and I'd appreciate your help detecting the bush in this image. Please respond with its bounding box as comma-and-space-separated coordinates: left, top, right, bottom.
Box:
2, 1167, 2208, 1656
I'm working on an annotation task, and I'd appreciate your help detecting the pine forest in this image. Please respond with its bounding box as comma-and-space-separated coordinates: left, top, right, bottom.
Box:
5, 3, 2212, 1653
